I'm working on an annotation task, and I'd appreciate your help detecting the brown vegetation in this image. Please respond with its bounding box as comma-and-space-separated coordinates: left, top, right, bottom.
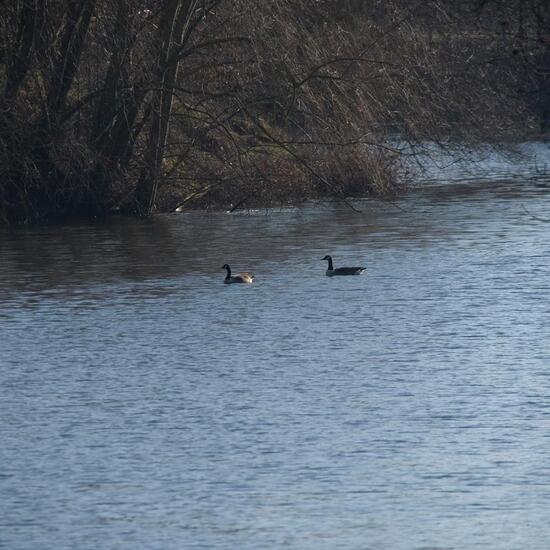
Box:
0, 1, 549, 223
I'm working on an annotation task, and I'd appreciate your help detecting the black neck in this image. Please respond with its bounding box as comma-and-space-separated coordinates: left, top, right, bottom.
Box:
224, 266, 231, 278
326, 257, 333, 270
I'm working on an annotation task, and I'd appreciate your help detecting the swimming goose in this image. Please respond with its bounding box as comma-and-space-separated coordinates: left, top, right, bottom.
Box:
322, 255, 365, 276
222, 264, 255, 284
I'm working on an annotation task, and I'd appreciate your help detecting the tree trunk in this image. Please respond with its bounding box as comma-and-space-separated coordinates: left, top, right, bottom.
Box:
90, 1, 138, 201
133, 0, 199, 216
44, 0, 96, 120
3, 0, 44, 100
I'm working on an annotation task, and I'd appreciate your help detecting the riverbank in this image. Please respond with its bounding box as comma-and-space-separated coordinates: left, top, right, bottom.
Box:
158, 141, 550, 213
3, 141, 547, 225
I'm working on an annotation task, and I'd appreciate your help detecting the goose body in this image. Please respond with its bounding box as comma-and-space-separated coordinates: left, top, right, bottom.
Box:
322, 255, 365, 276
222, 264, 254, 284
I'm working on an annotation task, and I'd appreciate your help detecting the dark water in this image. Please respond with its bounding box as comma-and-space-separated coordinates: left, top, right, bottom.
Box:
3, 150, 550, 549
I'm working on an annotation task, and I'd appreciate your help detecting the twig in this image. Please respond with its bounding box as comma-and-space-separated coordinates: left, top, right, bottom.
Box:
228, 195, 249, 213
522, 204, 550, 223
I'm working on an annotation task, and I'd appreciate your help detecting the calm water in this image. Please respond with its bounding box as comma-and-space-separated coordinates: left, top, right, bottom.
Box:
3, 152, 550, 549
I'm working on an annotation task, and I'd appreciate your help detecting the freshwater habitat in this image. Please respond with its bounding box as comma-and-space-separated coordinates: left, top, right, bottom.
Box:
2, 146, 550, 549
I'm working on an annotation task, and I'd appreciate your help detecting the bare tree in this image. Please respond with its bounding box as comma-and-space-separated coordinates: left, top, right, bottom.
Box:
134, 0, 201, 215
0, 0, 547, 223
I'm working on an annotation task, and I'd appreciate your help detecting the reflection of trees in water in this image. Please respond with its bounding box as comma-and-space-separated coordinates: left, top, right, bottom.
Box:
3, 162, 550, 296
0, 206, 383, 292
0, 218, 178, 291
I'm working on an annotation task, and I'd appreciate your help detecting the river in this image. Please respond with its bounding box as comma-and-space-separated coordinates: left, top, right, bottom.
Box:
2, 145, 550, 549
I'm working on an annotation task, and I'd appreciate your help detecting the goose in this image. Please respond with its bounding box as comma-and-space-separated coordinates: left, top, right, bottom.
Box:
222, 264, 255, 284
322, 255, 365, 276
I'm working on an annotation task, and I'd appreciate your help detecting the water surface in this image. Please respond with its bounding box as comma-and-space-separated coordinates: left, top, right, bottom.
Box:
2, 153, 550, 549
